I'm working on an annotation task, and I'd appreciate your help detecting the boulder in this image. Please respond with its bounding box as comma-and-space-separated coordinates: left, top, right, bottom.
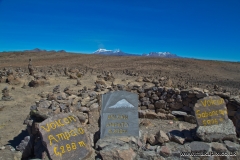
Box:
96, 137, 138, 160
36, 100, 51, 108
52, 85, 61, 93
69, 73, 78, 79
100, 147, 136, 160
38, 113, 94, 160
147, 134, 157, 145
148, 104, 155, 110
155, 100, 166, 109
159, 145, 171, 157
184, 115, 197, 124
224, 140, 240, 152
76, 112, 88, 125
165, 141, 191, 158
211, 142, 228, 152
196, 119, 236, 142
1, 87, 14, 101
135, 77, 143, 82
196, 93, 207, 99
214, 92, 231, 99
29, 79, 50, 87
143, 77, 151, 82
89, 103, 99, 112
139, 151, 161, 160
88, 111, 100, 125
189, 141, 211, 153
172, 111, 187, 116
156, 130, 169, 144
96, 79, 106, 86
138, 110, 146, 118
30, 108, 50, 120
139, 93, 145, 98
6, 75, 21, 85
86, 99, 98, 107
167, 130, 185, 144
145, 111, 158, 119
157, 112, 167, 119
166, 113, 175, 120
169, 102, 183, 110
140, 119, 152, 127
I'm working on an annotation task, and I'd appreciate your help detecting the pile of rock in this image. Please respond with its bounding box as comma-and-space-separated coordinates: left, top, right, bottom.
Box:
76, 78, 81, 86
64, 67, 83, 79
95, 131, 240, 159
4, 68, 22, 85
0, 67, 27, 84
28, 85, 99, 122
95, 80, 107, 92
124, 69, 139, 76
14, 81, 240, 134
1, 87, 14, 101
103, 71, 115, 81
28, 75, 50, 87
15, 81, 240, 159
28, 58, 34, 76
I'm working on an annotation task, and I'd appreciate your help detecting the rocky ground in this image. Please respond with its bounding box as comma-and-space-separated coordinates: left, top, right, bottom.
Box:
1, 51, 240, 94
0, 51, 240, 160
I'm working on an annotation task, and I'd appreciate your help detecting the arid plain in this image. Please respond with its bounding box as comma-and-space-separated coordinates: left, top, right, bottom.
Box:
0, 51, 240, 159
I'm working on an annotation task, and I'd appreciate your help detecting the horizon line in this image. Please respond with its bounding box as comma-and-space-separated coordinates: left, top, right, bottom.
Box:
0, 48, 239, 63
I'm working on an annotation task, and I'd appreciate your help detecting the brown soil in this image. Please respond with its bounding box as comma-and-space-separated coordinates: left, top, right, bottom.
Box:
0, 51, 239, 158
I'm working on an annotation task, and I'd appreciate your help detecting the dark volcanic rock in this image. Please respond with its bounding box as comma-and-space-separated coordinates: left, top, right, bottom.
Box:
29, 79, 50, 87
38, 113, 94, 160
196, 119, 236, 142
188, 141, 210, 153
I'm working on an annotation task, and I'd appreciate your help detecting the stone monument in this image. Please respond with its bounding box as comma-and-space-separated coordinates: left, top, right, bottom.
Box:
39, 113, 93, 160
100, 90, 139, 138
194, 96, 228, 126
194, 96, 236, 142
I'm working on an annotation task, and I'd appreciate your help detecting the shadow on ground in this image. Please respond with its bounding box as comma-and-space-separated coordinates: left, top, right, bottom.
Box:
7, 129, 29, 148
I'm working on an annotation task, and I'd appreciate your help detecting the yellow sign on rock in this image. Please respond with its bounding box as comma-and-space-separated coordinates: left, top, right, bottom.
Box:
194, 96, 228, 126
39, 113, 92, 160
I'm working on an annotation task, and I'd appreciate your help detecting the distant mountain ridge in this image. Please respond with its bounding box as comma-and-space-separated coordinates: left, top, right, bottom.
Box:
24, 48, 66, 53
142, 52, 179, 58
93, 49, 179, 58
93, 49, 138, 56
1, 48, 180, 58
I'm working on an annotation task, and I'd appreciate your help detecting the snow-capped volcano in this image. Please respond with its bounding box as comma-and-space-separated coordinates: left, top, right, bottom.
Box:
93, 49, 137, 56
142, 52, 178, 58
113, 49, 121, 53
93, 49, 113, 54
92, 49, 179, 58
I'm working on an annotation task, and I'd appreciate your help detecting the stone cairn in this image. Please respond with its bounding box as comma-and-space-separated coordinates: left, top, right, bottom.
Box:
64, 67, 69, 76
28, 58, 34, 76
76, 78, 81, 86
1, 87, 13, 101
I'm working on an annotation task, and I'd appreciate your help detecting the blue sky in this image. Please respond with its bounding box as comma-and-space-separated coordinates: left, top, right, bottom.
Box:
0, 0, 240, 61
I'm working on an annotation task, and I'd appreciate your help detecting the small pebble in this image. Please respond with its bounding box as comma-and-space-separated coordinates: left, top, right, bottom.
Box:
169, 121, 173, 124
